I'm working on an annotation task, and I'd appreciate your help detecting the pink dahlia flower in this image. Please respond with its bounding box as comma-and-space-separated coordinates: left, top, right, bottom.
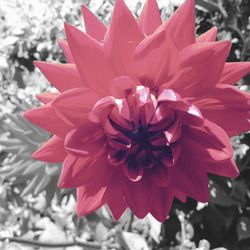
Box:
24, 0, 250, 221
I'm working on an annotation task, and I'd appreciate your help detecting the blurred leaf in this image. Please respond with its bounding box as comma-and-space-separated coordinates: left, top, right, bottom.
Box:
237, 217, 250, 241
147, 214, 161, 243
36, 217, 67, 249
13, 67, 25, 89
118, 231, 149, 250
94, 222, 109, 242
209, 180, 239, 206
231, 180, 247, 205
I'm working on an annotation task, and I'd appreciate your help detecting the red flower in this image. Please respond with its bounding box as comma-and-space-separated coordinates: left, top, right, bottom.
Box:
24, 0, 250, 222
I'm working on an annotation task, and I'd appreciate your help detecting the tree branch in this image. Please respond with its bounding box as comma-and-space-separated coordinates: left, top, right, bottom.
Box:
195, 0, 228, 18
0, 237, 101, 249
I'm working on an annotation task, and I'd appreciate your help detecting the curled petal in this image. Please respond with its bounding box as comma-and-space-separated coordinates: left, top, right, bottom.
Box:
163, 119, 182, 144
108, 150, 128, 166
89, 96, 117, 122
158, 89, 204, 126
122, 158, 144, 182
176, 103, 204, 126
110, 76, 136, 98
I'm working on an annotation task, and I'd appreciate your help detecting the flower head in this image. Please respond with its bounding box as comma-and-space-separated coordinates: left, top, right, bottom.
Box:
24, 0, 250, 221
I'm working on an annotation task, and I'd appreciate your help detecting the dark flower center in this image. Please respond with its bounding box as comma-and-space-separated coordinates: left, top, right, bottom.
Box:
107, 110, 174, 170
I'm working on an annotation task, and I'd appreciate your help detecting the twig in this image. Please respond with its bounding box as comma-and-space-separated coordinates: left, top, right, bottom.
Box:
0, 237, 101, 249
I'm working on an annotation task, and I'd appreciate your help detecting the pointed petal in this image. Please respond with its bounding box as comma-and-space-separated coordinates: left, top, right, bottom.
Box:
174, 122, 227, 202
133, 30, 179, 87
58, 39, 74, 63
34, 61, 83, 92
32, 135, 67, 163
219, 62, 250, 85
138, 0, 162, 35
36, 92, 59, 104
181, 120, 233, 163
52, 88, 99, 124
169, 41, 231, 97
104, 0, 144, 75
76, 172, 121, 217
196, 27, 217, 43
64, 23, 115, 95
150, 185, 174, 222
81, 5, 107, 41
173, 159, 209, 202
65, 124, 104, 157
107, 197, 127, 220
174, 188, 187, 202
76, 181, 108, 216
24, 104, 73, 137
194, 85, 250, 136
122, 173, 153, 218
157, 0, 195, 50
59, 146, 110, 189
150, 165, 172, 187
106, 181, 127, 220
180, 41, 231, 85
205, 159, 239, 178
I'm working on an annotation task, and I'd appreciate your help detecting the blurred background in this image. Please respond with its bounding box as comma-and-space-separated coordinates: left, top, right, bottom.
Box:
0, 0, 250, 249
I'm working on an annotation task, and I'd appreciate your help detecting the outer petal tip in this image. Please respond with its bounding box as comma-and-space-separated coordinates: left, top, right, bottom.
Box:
23, 109, 34, 121
197, 27, 218, 43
